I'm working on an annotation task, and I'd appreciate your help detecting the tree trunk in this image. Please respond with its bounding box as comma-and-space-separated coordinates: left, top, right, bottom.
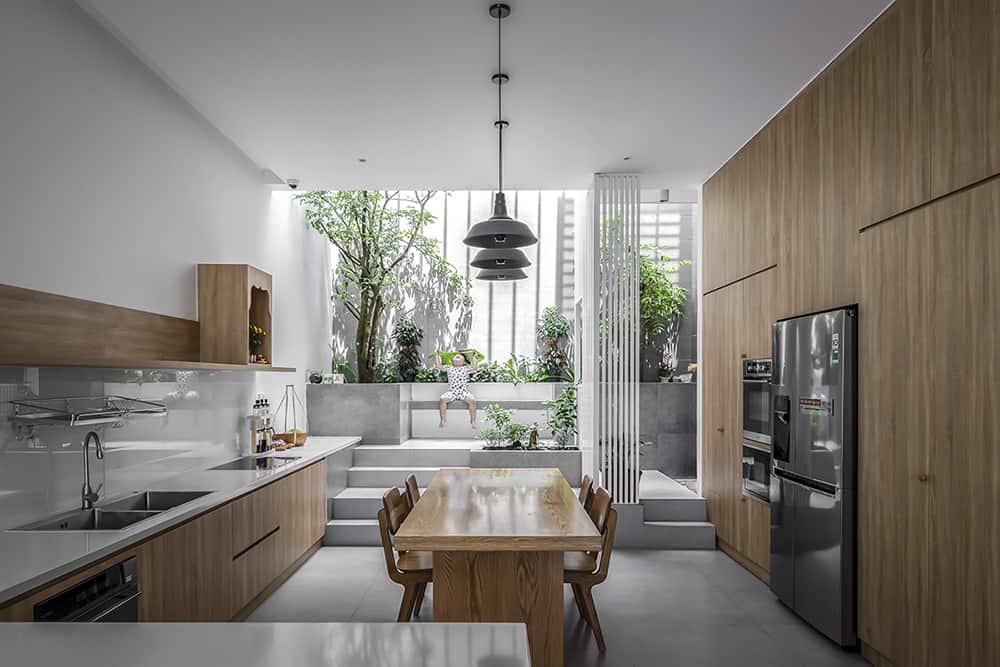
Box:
356, 292, 375, 383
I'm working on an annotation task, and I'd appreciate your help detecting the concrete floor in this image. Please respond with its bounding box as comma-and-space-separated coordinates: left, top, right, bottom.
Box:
249, 547, 868, 666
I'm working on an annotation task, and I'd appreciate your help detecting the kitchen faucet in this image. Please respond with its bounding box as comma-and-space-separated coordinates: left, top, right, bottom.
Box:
81, 430, 105, 510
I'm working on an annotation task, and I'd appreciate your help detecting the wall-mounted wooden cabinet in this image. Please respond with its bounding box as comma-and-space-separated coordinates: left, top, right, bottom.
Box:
197, 264, 274, 366
0, 460, 327, 623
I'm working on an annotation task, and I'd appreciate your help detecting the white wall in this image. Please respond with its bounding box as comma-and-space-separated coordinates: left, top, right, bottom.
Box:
0, 0, 330, 409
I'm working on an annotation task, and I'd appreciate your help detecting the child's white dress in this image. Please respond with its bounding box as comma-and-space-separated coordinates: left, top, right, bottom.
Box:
441, 365, 474, 401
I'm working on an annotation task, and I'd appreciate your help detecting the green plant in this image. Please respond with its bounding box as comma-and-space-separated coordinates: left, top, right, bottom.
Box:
544, 383, 578, 448
471, 359, 502, 382
415, 367, 440, 382
296, 190, 473, 383
640, 245, 690, 373
657, 361, 674, 380
505, 422, 530, 447
249, 325, 266, 353
374, 356, 399, 383
480, 427, 505, 448
392, 316, 423, 383
484, 403, 513, 432
536, 307, 573, 382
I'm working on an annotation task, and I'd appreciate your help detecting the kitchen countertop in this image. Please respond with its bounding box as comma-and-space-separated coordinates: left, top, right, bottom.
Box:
0, 436, 361, 607
1, 622, 530, 667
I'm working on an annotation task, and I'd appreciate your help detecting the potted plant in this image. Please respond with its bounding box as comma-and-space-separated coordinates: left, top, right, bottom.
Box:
640, 245, 690, 382
536, 307, 573, 381
248, 325, 267, 363
544, 383, 578, 449
392, 316, 423, 383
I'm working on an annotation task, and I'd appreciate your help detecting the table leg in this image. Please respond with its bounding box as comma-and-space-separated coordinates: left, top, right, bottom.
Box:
433, 550, 563, 667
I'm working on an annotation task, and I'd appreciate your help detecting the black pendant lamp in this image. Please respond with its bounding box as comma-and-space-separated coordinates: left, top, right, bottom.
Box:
477, 267, 529, 281
464, 3, 537, 258
471, 247, 531, 270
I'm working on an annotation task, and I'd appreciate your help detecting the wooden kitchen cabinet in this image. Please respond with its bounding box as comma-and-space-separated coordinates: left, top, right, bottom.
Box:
0, 460, 328, 624
930, 0, 1000, 199
140, 504, 233, 622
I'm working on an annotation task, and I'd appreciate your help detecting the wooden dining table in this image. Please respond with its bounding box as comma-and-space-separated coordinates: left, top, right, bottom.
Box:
394, 467, 602, 667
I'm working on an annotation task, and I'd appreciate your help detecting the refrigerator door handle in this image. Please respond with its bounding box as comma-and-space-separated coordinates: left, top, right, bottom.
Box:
772, 467, 838, 498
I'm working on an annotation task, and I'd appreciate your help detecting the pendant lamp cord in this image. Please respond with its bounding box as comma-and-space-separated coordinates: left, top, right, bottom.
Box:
497, 8, 503, 195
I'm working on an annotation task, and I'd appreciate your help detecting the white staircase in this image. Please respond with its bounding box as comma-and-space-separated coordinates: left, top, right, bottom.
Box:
324, 443, 716, 549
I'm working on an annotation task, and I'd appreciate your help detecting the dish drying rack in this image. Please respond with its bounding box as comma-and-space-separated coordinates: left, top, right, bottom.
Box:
9, 395, 167, 429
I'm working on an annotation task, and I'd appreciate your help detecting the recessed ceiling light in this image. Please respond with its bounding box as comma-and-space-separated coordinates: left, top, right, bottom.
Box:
623, 156, 632, 161
358, 157, 367, 163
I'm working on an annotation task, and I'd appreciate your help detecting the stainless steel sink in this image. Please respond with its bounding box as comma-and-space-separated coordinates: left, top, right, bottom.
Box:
10, 490, 214, 532
100, 490, 212, 513
12, 508, 161, 532
209, 455, 300, 471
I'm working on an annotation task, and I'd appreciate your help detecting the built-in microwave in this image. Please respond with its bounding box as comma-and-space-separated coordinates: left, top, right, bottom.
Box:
742, 358, 772, 445
742, 442, 771, 504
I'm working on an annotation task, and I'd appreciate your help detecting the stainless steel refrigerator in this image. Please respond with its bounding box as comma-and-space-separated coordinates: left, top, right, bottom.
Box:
770, 306, 857, 646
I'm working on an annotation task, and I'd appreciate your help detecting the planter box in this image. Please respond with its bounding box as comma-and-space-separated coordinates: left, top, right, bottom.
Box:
307, 383, 412, 444
409, 382, 566, 402
470, 446, 582, 486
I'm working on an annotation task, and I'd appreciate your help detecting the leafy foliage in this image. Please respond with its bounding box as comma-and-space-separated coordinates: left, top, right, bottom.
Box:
536, 306, 571, 341
374, 356, 399, 384
639, 245, 689, 340
296, 190, 472, 382
392, 315, 423, 383
536, 307, 573, 382
544, 383, 578, 448
505, 422, 530, 446
415, 367, 441, 383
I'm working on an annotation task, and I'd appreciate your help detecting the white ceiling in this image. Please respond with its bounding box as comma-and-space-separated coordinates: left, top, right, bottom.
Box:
80, 0, 890, 191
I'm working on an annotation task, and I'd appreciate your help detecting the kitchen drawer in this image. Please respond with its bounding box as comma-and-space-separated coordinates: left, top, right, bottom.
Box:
230, 526, 281, 616
231, 483, 279, 558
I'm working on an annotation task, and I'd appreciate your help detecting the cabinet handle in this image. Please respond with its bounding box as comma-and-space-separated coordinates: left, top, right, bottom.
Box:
716, 427, 725, 433
740, 353, 748, 359
918, 473, 928, 482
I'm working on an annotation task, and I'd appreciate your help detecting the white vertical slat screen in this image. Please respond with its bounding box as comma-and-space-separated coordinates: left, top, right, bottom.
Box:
589, 173, 641, 504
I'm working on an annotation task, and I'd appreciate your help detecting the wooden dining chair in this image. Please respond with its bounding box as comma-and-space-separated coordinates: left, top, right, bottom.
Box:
404, 473, 421, 509
578, 474, 594, 510
564, 487, 617, 653
378, 488, 432, 622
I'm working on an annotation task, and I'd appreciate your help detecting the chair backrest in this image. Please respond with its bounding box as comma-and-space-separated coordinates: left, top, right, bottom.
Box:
588, 487, 612, 533
377, 508, 404, 584
594, 507, 618, 584
578, 475, 594, 509
382, 487, 410, 535
405, 474, 421, 509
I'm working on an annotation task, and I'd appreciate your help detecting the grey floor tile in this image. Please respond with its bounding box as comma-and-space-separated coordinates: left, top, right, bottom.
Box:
250, 547, 866, 666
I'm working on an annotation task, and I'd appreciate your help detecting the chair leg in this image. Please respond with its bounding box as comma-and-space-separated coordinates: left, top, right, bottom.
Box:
580, 585, 606, 653
570, 583, 587, 623
398, 584, 419, 622
414, 582, 427, 617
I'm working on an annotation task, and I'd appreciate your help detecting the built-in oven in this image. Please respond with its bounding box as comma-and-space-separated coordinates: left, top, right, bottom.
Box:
34, 556, 140, 622
742, 441, 771, 504
742, 358, 772, 445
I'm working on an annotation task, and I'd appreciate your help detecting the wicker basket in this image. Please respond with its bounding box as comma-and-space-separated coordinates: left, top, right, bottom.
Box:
276, 431, 307, 447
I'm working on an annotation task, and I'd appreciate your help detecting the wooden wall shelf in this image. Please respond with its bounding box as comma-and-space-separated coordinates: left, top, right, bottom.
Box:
1, 359, 296, 373
197, 264, 274, 365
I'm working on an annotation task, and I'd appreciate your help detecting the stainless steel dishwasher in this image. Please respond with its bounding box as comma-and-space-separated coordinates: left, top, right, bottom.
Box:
34, 556, 140, 622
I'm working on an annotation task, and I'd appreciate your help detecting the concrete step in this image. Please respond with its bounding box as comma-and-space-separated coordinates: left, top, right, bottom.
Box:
353, 445, 471, 467
638, 521, 717, 549
347, 466, 445, 488
331, 487, 413, 520
640, 496, 709, 522
324, 519, 380, 546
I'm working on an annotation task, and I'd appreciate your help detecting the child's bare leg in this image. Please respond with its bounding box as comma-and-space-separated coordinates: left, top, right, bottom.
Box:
439, 399, 447, 427
468, 398, 477, 425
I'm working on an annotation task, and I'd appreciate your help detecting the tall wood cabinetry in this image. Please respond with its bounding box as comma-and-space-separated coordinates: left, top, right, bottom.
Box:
701, 1, 1000, 664
701, 268, 776, 577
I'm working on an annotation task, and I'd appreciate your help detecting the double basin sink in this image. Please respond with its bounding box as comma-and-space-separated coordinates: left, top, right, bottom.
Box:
12, 455, 300, 532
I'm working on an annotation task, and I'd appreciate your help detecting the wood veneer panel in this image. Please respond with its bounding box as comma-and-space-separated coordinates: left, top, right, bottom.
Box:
857, 2, 932, 226
859, 178, 1000, 666
434, 550, 563, 667
0, 283, 199, 366
139, 504, 232, 622
231, 482, 280, 558
394, 468, 601, 552
930, 0, 1000, 198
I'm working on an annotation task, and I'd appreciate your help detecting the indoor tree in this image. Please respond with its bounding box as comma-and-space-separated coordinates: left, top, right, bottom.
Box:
296, 190, 472, 383
639, 244, 689, 377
